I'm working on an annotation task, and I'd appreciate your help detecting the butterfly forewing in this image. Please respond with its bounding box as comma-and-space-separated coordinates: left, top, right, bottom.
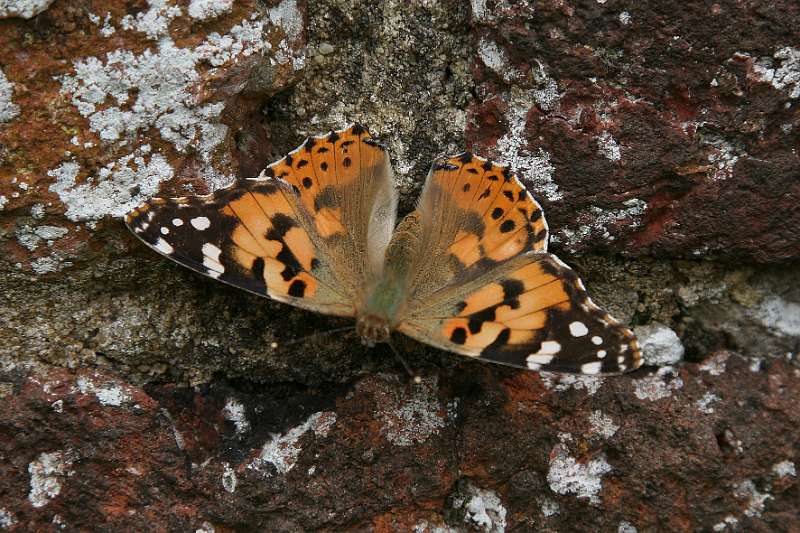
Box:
126, 124, 397, 318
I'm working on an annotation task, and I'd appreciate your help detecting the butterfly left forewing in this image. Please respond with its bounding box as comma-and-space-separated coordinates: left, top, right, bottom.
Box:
126, 177, 353, 317
397, 252, 640, 374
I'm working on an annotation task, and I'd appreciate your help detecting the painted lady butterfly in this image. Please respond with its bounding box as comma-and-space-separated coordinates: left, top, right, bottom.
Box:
126, 125, 641, 374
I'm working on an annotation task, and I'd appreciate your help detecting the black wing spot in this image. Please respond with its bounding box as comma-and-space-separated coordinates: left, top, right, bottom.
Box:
482, 160, 493, 171
302, 177, 313, 189
455, 301, 467, 313
491, 207, 504, 220
503, 191, 515, 201
343, 157, 352, 167
291, 184, 300, 196
487, 174, 499, 181
433, 161, 459, 171
463, 183, 471, 193
502, 168, 512, 181
341, 140, 355, 148
328, 131, 340, 143
479, 187, 492, 200
458, 152, 473, 163
500, 279, 524, 307
320, 162, 328, 171
285, 154, 293, 167
263, 167, 276, 178
266, 213, 297, 240
304, 138, 316, 152
517, 189, 527, 201
468, 307, 497, 334
350, 123, 367, 135
500, 220, 516, 233
252, 257, 265, 280
288, 279, 307, 298
467, 168, 479, 174
318, 147, 330, 153
450, 327, 467, 345
297, 159, 309, 168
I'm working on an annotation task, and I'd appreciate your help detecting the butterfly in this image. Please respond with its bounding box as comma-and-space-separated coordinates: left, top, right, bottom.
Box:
126, 124, 641, 375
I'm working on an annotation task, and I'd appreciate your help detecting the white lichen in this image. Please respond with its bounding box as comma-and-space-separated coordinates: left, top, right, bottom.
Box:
772, 460, 796, 478
478, 38, 519, 83
0, 0, 54, 19
588, 410, 619, 439
753, 295, 800, 337
248, 411, 336, 475
188, 0, 232, 20
751, 47, 800, 99
120, 0, 182, 40
540, 372, 605, 395
471, 0, 490, 22
619, 11, 631, 25
496, 89, 561, 201
700, 351, 730, 376
618, 522, 638, 533
0, 195, 7, 209
556, 198, 647, 249
16, 225, 69, 251
223, 397, 251, 435
695, 392, 719, 414
733, 480, 772, 518
597, 131, 622, 161
28, 451, 73, 508
0, 508, 17, 529
49, 150, 174, 221
377, 376, 451, 447
452, 483, 507, 533
712, 516, 739, 532
705, 137, 741, 181
539, 497, 559, 517
0, 67, 20, 122
221, 462, 237, 493
547, 445, 612, 504
634, 323, 685, 366
633, 366, 683, 401
76, 375, 132, 406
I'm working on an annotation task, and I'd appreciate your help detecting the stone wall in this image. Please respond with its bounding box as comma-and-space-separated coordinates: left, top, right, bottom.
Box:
1, 0, 798, 531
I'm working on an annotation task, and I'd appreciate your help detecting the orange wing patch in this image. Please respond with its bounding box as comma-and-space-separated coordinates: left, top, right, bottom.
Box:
428, 152, 548, 271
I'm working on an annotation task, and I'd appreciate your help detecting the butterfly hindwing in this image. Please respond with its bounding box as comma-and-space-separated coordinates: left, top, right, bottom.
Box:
397, 253, 641, 374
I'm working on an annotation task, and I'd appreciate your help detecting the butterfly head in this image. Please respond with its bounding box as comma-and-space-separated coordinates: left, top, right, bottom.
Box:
356, 314, 392, 347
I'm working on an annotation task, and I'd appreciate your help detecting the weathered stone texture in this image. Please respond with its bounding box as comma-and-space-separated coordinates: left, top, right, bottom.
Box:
1, 0, 798, 531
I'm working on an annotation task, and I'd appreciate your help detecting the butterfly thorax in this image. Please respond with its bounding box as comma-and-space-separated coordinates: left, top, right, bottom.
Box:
355, 211, 423, 345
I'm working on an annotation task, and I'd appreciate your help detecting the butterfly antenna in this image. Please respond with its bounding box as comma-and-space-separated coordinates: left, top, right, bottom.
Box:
388, 338, 422, 384
271, 325, 355, 348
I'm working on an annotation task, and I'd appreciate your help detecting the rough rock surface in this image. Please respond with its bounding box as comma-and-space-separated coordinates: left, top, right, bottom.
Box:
0, 0, 798, 531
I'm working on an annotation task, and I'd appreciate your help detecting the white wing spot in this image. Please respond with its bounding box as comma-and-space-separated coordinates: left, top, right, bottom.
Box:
527, 354, 554, 365
155, 238, 174, 254
527, 362, 542, 371
591, 336, 603, 345
535, 340, 561, 355
202, 242, 222, 261
191, 216, 211, 230
597, 350, 607, 358
581, 362, 602, 374
617, 356, 626, 364
172, 218, 184, 226
160, 227, 169, 235
201, 242, 224, 276
569, 321, 589, 337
